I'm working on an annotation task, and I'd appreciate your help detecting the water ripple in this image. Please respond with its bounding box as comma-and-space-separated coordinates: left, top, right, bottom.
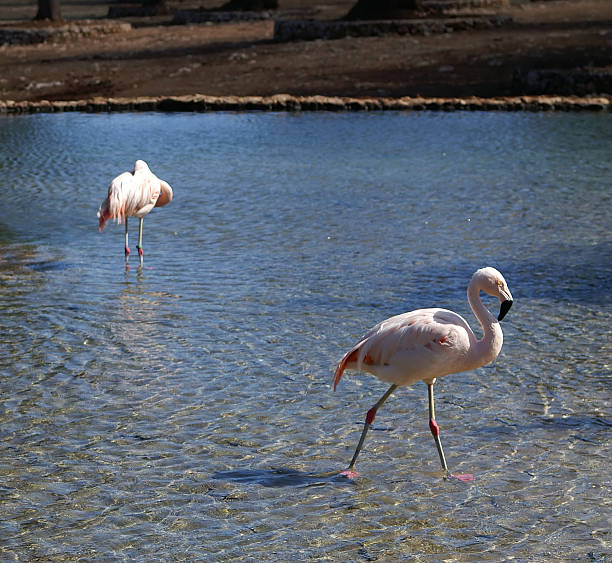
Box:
0, 112, 610, 561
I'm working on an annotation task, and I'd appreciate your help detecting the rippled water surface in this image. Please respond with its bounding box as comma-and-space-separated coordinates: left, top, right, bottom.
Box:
1, 111, 610, 561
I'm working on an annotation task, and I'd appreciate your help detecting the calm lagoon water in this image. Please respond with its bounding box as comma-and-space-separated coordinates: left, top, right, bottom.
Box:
0, 111, 610, 561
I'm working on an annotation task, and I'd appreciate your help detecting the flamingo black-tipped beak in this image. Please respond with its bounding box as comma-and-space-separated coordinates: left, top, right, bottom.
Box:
498, 300, 513, 321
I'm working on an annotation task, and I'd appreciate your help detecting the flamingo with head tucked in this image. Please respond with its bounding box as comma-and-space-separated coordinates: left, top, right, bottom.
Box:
333, 267, 513, 480
97, 160, 173, 265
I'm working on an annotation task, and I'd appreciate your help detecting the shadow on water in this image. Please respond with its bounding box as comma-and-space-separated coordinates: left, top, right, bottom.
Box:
212, 467, 353, 489
487, 415, 612, 438
27, 260, 74, 272
0, 222, 15, 245
508, 241, 612, 304
0, 240, 71, 276
0, 244, 65, 287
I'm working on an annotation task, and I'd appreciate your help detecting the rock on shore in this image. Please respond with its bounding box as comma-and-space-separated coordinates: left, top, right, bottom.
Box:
1, 94, 610, 114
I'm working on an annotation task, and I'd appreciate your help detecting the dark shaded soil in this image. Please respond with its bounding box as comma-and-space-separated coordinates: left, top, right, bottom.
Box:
0, 0, 610, 102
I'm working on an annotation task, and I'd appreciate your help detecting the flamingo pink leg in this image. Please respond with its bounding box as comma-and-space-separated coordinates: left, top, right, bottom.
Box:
341, 384, 398, 478
427, 383, 474, 481
427, 383, 448, 473
137, 217, 144, 265
124, 217, 130, 257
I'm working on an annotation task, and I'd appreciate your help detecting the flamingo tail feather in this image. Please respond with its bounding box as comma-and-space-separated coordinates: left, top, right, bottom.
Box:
333, 347, 361, 391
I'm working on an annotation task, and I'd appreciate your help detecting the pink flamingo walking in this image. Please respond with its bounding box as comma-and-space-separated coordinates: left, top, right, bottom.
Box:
333, 267, 513, 479
97, 160, 173, 264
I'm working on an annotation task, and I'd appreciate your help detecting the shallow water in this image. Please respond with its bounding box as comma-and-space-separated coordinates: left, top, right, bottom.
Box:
0, 111, 610, 561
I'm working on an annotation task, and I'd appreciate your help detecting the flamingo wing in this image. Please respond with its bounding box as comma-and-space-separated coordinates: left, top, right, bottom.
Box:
97, 171, 135, 230
333, 308, 473, 390
127, 168, 163, 218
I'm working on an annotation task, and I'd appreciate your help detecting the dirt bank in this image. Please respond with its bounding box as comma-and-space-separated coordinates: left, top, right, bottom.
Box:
0, 0, 610, 104
1, 93, 610, 114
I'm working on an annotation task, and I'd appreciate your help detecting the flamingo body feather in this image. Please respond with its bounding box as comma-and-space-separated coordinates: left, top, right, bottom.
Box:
334, 308, 478, 390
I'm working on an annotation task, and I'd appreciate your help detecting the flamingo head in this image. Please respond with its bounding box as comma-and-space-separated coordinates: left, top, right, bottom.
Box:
155, 180, 173, 208
474, 267, 513, 321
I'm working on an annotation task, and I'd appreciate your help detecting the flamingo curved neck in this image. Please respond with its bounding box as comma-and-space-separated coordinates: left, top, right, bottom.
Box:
467, 280, 503, 366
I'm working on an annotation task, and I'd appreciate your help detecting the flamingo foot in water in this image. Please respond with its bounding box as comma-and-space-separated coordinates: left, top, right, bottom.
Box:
339, 469, 359, 479
125, 245, 130, 256
448, 473, 474, 482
